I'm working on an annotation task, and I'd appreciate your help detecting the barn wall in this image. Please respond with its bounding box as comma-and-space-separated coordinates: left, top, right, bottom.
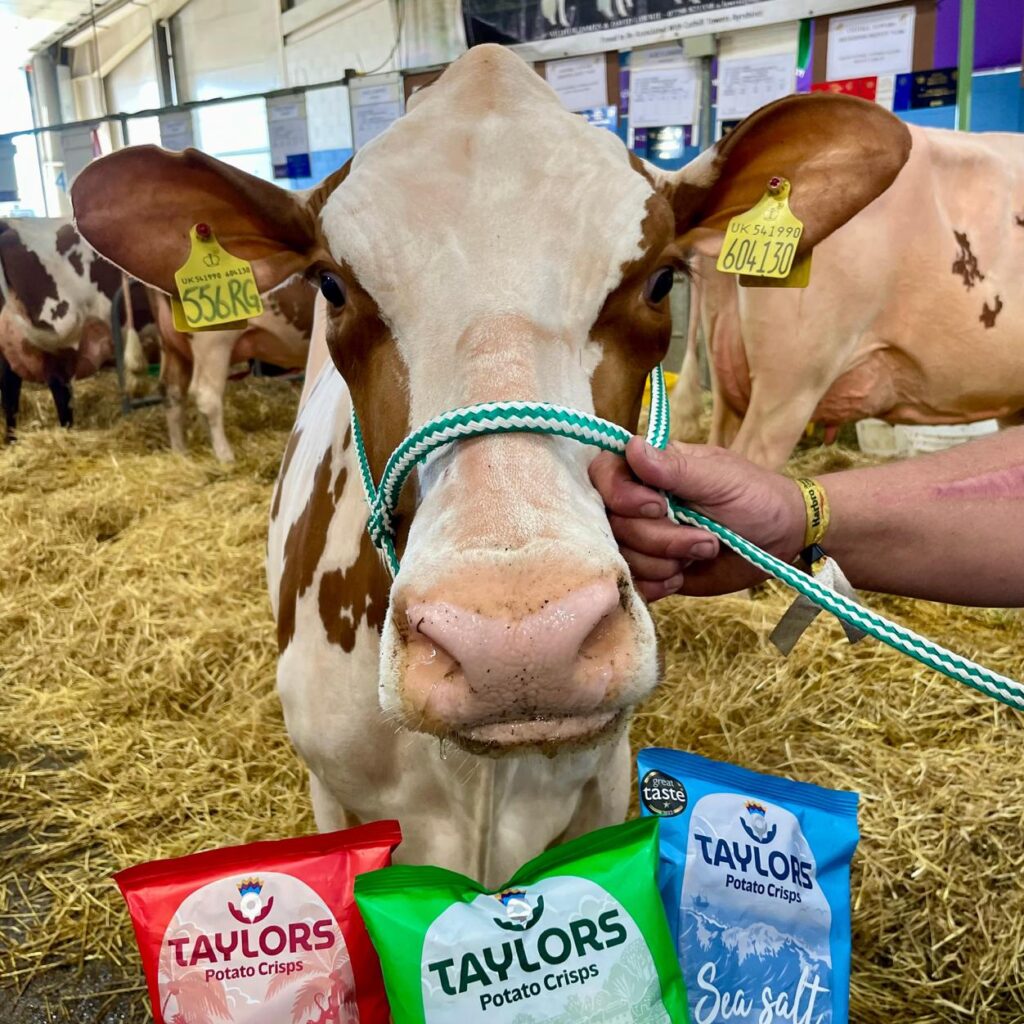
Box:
172, 0, 283, 101
170, 0, 284, 179
283, 0, 399, 84
280, 0, 401, 186
105, 40, 160, 116
715, 20, 801, 140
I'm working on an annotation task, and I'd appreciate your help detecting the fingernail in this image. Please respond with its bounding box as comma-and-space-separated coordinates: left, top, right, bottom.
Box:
663, 573, 685, 592
691, 540, 717, 559
641, 501, 665, 518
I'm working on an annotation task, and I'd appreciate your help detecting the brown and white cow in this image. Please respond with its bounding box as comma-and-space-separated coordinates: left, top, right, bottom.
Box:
0, 217, 156, 441
71, 47, 910, 881
669, 123, 1024, 468
145, 277, 313, 461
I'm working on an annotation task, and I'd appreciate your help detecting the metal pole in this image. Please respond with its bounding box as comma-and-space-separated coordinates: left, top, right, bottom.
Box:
24, 67, 51, 216
700, 55, 713, 151
956, 0, 976, 131
110, 284, 130, 415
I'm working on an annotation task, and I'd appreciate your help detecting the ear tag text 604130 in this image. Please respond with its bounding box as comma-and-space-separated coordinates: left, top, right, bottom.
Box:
716, 177, 810, 287
172, 223, 263, 332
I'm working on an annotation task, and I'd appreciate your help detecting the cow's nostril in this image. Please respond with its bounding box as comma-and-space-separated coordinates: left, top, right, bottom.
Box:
399, 576, 624, 724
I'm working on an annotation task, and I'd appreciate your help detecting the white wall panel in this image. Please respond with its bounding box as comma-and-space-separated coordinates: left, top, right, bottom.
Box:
105, 40, 159, 115
171, 0, 283, 180
716, 21, 800, 61
285, 0, 397, 83
173, 0, 283, 101
284, 0, 404, 154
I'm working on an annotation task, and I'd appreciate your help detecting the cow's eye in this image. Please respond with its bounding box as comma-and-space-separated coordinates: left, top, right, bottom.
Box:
644, 267, 675, 304
319, 271, 347, 308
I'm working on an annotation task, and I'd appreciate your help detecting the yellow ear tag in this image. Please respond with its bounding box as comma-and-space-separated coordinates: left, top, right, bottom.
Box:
716, 177, 805, 282
172, 223, 264, 332
740, 252, 813, 289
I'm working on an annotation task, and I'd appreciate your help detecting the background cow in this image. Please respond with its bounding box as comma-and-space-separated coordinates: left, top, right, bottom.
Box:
144, 277, 313, 461
669, 123, 1024, 468
0, 217, 156, 442
71, 47, 910, 883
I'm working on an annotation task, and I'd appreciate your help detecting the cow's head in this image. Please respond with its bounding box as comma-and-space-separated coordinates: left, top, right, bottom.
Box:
72, 46, 909, 753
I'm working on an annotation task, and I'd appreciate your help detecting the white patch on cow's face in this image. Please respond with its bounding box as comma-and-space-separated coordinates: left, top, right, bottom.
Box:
316, 47, 661, 749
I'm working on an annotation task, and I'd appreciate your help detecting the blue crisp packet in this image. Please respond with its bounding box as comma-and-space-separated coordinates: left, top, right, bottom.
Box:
637, 748, 859, 1024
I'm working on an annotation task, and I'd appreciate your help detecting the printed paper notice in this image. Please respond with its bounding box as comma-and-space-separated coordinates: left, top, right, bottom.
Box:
629, 45, 700, 129
349, 73, 404, 151
545, 54, 607, 112
159, 111, 195, 151
717, 52, 796, 122
267, 95, 311, 179
875, 73, 896, 111
827, 6, 915, 82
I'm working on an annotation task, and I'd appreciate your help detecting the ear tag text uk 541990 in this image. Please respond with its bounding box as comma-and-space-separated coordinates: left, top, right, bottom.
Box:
716, 177, 808, 286
172, 223, 263, 332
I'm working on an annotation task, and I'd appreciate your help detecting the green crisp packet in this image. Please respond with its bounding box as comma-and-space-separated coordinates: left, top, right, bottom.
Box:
354, 818, 687, 1024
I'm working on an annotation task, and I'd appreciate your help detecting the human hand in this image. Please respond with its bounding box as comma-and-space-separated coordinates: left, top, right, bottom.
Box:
589, 438, 806, 601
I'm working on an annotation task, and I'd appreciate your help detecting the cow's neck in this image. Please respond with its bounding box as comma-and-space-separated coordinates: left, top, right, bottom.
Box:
271, 363, 629, 885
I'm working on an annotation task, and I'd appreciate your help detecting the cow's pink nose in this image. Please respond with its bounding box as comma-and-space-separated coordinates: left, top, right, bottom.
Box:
399, 576, 630, 738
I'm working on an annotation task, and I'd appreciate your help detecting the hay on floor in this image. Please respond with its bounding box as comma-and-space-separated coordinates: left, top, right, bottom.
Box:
1, 372, 1023, 1023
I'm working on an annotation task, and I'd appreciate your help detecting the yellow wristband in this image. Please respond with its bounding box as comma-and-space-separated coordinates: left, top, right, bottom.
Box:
795, 477, 830, 549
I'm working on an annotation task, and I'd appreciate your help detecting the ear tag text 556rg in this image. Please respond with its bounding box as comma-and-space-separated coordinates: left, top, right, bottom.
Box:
716, 176, 810, 287
172, 223, 264, 332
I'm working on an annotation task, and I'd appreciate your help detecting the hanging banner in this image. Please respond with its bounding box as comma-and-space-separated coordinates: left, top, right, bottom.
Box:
646, 125, 690, 161
893, 67, 958, 110
580, 105, 619, 131
628, 44, 700, 129
349, 73, 405, 152
267, 95, 311, 179
158, 111, 195, 151
463, 0, 892, 62
811, 76, 878, 101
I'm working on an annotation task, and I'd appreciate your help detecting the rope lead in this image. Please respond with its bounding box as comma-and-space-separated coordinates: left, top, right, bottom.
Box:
350, 366, 1024, 713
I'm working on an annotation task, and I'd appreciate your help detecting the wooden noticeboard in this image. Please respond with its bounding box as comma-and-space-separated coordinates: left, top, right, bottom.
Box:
404, 68, 445, 105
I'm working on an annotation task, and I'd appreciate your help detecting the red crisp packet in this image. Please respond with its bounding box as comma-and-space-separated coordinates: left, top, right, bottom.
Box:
115, 821, 401, 1024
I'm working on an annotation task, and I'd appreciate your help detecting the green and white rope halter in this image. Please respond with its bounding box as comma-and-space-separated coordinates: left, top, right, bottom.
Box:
351, 366, 1024, 713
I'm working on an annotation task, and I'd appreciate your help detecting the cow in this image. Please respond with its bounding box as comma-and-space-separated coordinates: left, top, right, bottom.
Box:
669, 123, 1024, 469
71, 46, 910, 883
0, 217, 158, 442
144, 277, 313, 461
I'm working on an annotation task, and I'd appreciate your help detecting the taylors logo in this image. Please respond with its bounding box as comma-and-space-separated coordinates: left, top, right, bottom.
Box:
228, 877, 275, 924
426, 907, 627, 997
166, 876, 335, 970
739, 802, 777, 845
492, 889, 545, 932
694, 798, 814, 892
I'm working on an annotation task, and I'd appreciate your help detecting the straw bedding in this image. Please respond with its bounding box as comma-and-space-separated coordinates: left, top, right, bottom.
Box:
1, 373, 1021, 1022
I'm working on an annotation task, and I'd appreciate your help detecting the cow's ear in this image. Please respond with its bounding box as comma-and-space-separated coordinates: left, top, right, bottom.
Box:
71, 146, 325, 294
666, 93, 912, 256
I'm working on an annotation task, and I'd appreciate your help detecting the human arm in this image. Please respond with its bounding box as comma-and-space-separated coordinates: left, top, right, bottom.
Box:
589, 429, 1024, 607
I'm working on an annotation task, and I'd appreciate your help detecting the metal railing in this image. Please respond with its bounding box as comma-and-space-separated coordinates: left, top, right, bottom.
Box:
1, 74, 355, 146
